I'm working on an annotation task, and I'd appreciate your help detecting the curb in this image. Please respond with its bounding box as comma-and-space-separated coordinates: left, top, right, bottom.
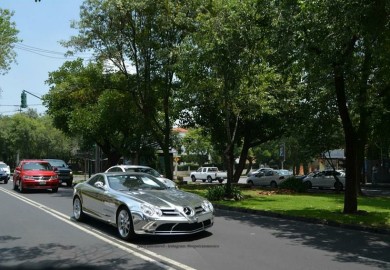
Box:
214, 204, 390, 235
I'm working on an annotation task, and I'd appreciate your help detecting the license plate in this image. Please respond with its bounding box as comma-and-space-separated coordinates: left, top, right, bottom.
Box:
39, 180, 46, 185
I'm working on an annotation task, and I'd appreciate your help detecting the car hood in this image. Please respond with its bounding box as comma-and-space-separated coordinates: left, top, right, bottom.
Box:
54, 167, 72, 172
120, 189, 205, 208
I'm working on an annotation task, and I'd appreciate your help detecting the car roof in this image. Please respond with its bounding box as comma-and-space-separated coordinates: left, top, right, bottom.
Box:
20, 159, 49, 163
109, 165, 151, 169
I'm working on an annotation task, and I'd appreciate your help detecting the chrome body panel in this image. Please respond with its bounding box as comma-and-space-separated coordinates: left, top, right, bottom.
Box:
73, 172, 214, 235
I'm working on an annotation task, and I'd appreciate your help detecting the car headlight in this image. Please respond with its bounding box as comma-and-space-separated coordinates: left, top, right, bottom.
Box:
141, 203, 162, 217
202, 200, 214, 212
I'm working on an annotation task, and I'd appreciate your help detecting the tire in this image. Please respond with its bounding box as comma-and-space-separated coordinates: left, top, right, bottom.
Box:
13, 179, 18, 190
247, 180, 254, 186
202, 179, 206, 183
191, 175, 196, 182
218, 179, 223, 183
73, 196, 85, 221
207, 176, 213, 183
66, 180, 72, 187
19, 181, 25, 193
270, 181, 277, 188
4, 179, 8, 184
52, 187, 58, 193
304, 181, 312, 189
334, 181, 343, 191
117, 207, 135, 241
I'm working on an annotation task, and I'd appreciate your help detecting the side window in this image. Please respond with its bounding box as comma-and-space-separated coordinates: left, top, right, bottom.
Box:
88, 175, 105, 187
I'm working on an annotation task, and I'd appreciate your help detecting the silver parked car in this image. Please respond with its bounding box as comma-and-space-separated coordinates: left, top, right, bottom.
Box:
105, 165, 177, 188
246, 169, 288, 188
73, 172, 214, 240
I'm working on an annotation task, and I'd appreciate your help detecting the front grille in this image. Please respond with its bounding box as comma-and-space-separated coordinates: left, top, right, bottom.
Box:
155, 219, 212, 233
161, 209, 180, 216
194, 206, 205, 215
30, 176, 52, 181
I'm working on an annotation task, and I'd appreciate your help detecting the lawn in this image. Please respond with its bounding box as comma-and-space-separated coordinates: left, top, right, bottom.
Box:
180, 184, 390, 230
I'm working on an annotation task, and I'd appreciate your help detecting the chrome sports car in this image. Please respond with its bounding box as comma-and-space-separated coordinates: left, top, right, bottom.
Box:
73, 172, 214, 240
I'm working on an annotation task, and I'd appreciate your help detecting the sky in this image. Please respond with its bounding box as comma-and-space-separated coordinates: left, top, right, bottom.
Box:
0, 0, 88, 115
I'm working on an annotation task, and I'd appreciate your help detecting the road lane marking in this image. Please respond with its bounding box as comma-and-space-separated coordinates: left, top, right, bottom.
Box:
0, 187, 196, 270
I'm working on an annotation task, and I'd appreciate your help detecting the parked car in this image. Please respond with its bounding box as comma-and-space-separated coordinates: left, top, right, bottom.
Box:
73, 172, 214, 240
246, 169, 287, 188
0, 169, 8, 184
302, 170, 345, 190
43, 159, 73, 187
190, 167, 227, 183
247, 167, 273, 177
12, 159, 60, 193
0, 161, 11, 180
105, 165, 177, 188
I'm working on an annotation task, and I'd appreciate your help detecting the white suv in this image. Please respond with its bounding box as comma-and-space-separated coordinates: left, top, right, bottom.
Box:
0, 162, 11, 179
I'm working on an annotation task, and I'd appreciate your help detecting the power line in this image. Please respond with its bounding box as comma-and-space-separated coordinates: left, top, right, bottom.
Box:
14, 43, 94, 60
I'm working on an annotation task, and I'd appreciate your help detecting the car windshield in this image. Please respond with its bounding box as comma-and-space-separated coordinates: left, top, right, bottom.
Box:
47, 160, 67, 167
124, 167, 161, 177
108, 174, 166, 191
23, 162, 52, 171
0, 164, 7, 169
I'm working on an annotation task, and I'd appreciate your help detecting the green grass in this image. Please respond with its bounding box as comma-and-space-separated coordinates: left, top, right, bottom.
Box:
180, 184, 390, 230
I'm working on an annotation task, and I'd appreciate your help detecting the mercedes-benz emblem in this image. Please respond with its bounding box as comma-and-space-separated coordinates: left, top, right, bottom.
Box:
183, 207, 193, 216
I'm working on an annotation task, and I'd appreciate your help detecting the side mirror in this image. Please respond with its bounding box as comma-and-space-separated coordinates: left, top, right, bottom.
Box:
94, 182, 105, 189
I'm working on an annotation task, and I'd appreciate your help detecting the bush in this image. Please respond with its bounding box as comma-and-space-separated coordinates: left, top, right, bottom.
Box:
206, 184, 243, 201
279, 177, 308, 193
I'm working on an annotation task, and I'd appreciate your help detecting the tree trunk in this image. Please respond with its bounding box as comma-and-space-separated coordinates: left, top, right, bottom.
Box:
333, 64, 358, 213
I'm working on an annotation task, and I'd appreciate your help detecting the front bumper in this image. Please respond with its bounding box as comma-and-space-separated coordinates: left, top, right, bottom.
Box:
131, 211, 214, 235
21, 179, 59, 190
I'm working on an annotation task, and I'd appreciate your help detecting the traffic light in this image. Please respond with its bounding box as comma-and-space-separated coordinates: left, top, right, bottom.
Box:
21, 91, 27, 108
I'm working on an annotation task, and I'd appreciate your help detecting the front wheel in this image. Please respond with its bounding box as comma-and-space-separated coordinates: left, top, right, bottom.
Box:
247, 180, 254, 187
4, 179, 8, 184
19, 181, 25, 193
73, 196, 85, 221
304, 181, 312, 189
270, 181, 277, 188
334, 181, 343, 191
52, 187, 58, 193
13, 179, 18, 190
117, 207, 135, 241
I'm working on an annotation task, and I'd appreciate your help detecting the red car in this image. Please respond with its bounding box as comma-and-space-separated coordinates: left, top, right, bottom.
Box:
13, 159, 60, 193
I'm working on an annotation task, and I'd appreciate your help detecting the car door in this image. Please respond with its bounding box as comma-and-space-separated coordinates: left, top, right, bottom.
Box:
82, 175, 107, 219
311, 172, 324, 187
263, 170, 276, 186
251, 172, 264, 185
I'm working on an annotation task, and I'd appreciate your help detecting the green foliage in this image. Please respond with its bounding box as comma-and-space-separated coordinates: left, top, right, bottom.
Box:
206, 184, 242, 201
0, 8, 20, 74
279, 177, 308, 193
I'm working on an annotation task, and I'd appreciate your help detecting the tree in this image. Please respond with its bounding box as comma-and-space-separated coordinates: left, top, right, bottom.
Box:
43, 59, 152, 168
0, 8, 20, 74
62, 0, 197, 179
181, 128, 212, 166
176, 0, 292, 195
271, 0, 390, 213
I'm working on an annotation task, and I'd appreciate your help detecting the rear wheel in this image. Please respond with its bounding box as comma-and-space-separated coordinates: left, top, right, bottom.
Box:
218, 179, 223, 183
117, 207, 135, 241
207, 176, 213, 183
191, 175, 196, 182
73, 196, 85, 221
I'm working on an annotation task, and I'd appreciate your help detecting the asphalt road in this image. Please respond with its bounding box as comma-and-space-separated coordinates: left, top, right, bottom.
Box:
0, 181, 389, 270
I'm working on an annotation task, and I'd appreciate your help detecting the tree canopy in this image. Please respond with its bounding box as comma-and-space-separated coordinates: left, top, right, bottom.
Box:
0, 8, 20, 74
